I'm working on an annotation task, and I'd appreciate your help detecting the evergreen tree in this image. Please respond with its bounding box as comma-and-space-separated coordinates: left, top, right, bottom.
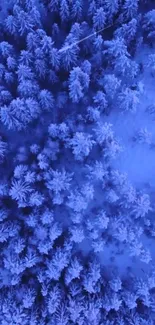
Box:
93, 8, 106, 30
122, 0, 139, 21
5, 15, 18, 36
0, 41, 14, 58
88, 0, 97, 18
9, 179, 32, 204
67, 189, 88, 212
60, 45, 79, 71
69, 78, 83, 103
60, 0, 70, 22
94, 122, 114, 145
104, 0, 119, 21
68, 132, 95, 160
44, 168, 73, 195
143, 9, 155, 41
132, 194, 152, 218
71, 0, 83, 21
114, 55, 139, 81
82, 261, 101, 293
115, 18, 137, 44
69, 67, 90, 103
49, 0, 60, 12
39, 90, 54, 111
65, 258, 83, 284
104, 37, 129, 59
118, 87, 140, 113
93, 91, 108, 112
15, 9, 35, 36
1, 98, 40, 130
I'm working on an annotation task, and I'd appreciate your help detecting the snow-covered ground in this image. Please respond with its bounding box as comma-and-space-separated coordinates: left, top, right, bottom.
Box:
97, 45, 155, 275
106, 46, 155, 190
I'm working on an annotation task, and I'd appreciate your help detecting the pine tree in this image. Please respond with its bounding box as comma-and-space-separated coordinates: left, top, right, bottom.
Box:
93, 8, 106, 30
4, 71, 15, 85
46, 247, 70, 280
104, 0, 119, 21
67, 190, 88, 212
132, 194, 152, 218
0, 41, 14, 58
14, 165, 28, 179
35, 58, 47, 79
60, 0, 70, 22
49, 222, 62, 244
96, 210, 109, 229
1, 98, 40, 130
71, 0, 83, 21
82, 261, 101, 293
109, 277, 122, 292
104, 38, 129, 59
47, 285, 62, 314
7, 56, 17, 71
123, 291, 137, 309
118, 87, 140, 113
26, 32, 40, 52
9, 179, 32, 203
68, 132, 95, 160
22, 288, 36, 308
143, 9, 155, 41
83, 298, 102, 324
39, 90, 54, 111
87, 106, 101, 122
41, 35, 54, 54
88, 0, 97, 18
115, 18, 137, 44
60, 46, 78, 71
93, 91, 108, 112
16, 9, 35, 36
114, 55, 139, 81
102, 74, 121, 102
68, 297, 84, 323
134, 127, 152, 145
0, 138, 7, 162
44, 168, 73, 195
49, 0, 60, 12
29, 191, 45, 207
140, 248, 152, 264
17, 64, 34, 81
18, 79, 39, 98
0, 64, 5, 82
0, 90, 12, 106
69, 67, 90, 103
65, 257, 83, 284
81, 60, 91, 75
94, 122, 114, 145
5, 15, 18, 36
93, 35, 103, 51
122, 0, 139, 21
70, 226, 84, 243
69, 78, 83, 103
102, 291, 122, 312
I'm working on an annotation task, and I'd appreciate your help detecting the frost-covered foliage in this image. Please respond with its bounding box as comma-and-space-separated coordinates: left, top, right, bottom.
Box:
0, 0, 154, 324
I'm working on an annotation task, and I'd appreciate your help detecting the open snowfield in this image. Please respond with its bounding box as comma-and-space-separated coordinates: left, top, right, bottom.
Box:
107, 46, 155, 190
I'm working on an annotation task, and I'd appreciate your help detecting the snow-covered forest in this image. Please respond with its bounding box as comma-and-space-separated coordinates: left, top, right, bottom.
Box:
0, 0, 155, 324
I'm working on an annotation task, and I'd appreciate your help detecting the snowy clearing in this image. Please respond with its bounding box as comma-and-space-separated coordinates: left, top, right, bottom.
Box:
105, 46, 155, 190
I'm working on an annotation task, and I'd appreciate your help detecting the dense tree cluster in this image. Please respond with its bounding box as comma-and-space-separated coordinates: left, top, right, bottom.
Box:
0, 0, 154, 323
